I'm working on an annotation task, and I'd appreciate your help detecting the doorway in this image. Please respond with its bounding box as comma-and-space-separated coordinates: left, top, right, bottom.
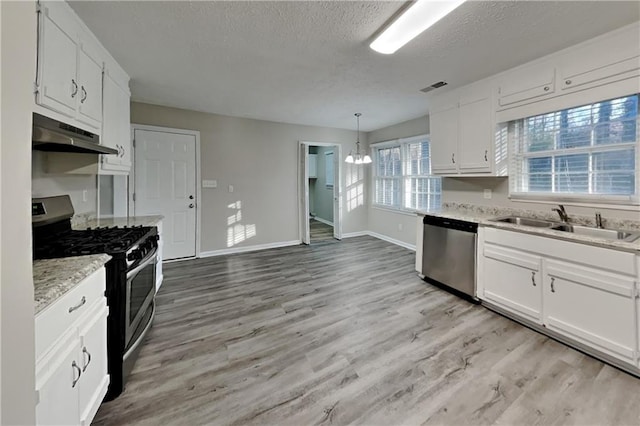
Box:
131, 124, 201, 260
298, 141, 342, 244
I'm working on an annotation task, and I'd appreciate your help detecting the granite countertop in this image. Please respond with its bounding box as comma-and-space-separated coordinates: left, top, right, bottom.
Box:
33, 254, 111, 315
76, 215, 164, 230
418, 203, 640, 253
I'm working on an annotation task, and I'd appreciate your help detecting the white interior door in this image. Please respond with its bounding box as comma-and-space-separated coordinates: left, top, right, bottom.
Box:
299, 143, 310, 245
332, 148, 342, 240
134, 129, 197, 260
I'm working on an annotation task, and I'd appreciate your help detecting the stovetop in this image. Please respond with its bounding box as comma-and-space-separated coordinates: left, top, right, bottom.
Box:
33, 225, 154, 259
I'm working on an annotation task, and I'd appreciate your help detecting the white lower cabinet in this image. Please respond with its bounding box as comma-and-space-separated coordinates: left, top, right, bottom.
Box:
483, 244, 542, 323
543, 259, 636, 365
480, 227, 639, 372
35, 268, 109, 426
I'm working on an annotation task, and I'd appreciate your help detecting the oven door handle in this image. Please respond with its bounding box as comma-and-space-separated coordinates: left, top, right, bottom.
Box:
127, 246, 158, 279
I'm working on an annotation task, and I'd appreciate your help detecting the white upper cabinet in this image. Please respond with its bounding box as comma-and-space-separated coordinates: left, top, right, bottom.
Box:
37, 2, 78, 118
429, 81, 497, 176
76, 41, 103, 129
101, 63, 132, 174
496, 61, 556, 109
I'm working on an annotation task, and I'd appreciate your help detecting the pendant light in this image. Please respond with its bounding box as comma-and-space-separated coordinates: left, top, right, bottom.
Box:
345, 113, 372, 164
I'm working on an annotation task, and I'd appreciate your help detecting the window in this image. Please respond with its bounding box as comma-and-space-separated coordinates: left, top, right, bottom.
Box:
325, 151, 334, 188
510, 95, 639, 204
373, 135, 441, 211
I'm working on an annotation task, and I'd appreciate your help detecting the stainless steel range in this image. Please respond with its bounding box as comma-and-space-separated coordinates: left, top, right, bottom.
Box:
32, 195, 158, 400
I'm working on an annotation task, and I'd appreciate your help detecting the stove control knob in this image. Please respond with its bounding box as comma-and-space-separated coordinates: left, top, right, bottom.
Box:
127, 249, 141, 261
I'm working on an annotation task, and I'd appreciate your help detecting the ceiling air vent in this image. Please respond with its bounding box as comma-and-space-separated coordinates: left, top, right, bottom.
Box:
420, 81, 448, 93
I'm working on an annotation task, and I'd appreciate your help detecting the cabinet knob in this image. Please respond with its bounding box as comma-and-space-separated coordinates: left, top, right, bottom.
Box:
71, 79, 78, 98
452, 153, 455, 164
543, 86, 550, 92
484, 150, 488, 161
71, 361, 82, 388
550, 277, 556, 293
531, 271, 536, 286
189, 195, 194, 200
565, 80, 572, 85
189, 203, 195, 209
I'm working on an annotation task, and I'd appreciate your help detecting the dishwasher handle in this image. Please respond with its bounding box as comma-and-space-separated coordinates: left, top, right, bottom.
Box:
423, 215, 478, 233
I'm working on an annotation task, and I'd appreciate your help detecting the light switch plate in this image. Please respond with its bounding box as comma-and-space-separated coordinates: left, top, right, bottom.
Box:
228, 185, 234, 193
203, 179, 217, 188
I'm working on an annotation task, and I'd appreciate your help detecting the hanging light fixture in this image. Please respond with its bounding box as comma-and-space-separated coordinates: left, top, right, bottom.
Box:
345, 113, 372, 164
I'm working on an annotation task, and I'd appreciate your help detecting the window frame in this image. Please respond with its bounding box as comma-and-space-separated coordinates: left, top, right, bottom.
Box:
372, 134, 442, 212
509, 95, 640, 206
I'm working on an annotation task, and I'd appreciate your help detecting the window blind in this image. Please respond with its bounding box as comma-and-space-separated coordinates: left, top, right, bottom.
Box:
510, 95, 639, 204
373, 136, 441, 211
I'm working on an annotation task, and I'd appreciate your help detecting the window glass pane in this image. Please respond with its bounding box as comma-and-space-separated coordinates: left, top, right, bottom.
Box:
513, 95, 638, 201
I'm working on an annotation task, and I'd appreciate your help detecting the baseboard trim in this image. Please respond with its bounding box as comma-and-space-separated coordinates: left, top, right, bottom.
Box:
342, 231, 415, 251
367, 231, 416, 251
312, 216, 334, 226
200, 240, 301, 257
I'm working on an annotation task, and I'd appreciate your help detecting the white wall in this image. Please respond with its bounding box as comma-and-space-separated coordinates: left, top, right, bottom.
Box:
0, 1, 37, 423
131, 102, 368, 253
32, 151, 98, 215
367, 116, 429, 247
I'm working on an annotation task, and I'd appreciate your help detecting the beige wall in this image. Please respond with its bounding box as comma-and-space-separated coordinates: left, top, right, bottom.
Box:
1, 1, 37, 423
131, 102, 368, 252
367, 116, 429, 248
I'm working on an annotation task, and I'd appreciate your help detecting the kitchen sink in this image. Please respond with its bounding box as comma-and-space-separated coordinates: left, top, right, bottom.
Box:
489, 216, 556, 228
551, 224, 640, 242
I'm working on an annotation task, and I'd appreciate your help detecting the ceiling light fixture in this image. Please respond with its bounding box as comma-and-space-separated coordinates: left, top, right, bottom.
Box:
345, 113, 371, 165
370, 0, 467, 54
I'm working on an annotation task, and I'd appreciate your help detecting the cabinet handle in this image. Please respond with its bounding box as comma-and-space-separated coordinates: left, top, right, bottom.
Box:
452, 153, 455, 164
484, 150, 488, 161
71, 361, 82, 388
550, 277, 556, 293
120, 146, 125, 158
543, 86, 550, 92
68, 296, 86, 313
80, 86, 87, 103
565, 79, 572, 85
531, 271, 536, 286
189, 203, 195, 209
82, 347, 92, 372
71, 79, 78, 98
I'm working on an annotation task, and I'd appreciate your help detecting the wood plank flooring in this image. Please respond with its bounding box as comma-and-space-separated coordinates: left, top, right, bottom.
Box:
310, 219, 334, 242
93, 236, 640, 425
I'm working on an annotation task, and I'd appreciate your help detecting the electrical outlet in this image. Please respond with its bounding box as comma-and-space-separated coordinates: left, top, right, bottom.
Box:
228, 185, 234, 193
203, 179, 217, 188
484, 189, 492, 199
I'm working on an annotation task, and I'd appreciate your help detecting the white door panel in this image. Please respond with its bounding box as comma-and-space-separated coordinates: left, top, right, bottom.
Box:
134, 130, 197, 259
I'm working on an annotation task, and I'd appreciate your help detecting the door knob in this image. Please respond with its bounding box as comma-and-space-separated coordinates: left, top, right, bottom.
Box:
189, 204, 195, 208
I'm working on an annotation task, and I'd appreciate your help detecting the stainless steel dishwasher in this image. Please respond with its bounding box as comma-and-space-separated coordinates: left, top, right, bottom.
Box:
422, 215, 478, 300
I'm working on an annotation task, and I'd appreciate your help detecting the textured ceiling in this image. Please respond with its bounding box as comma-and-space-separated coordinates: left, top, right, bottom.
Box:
69, 1, 640, 131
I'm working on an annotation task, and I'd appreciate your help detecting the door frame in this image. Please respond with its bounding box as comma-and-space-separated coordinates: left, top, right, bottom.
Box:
298, 141, 343, 244
129, 123, 202, 259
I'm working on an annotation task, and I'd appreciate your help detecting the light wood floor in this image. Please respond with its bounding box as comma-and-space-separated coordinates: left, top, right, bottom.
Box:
93, 236, 640, 425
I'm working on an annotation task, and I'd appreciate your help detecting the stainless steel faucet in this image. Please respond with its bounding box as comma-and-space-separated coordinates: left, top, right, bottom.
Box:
595, 212, 604, 229
552, 204, 569, 222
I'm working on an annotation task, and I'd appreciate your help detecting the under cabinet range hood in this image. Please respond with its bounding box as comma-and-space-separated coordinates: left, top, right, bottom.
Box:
32, 113, 118, 155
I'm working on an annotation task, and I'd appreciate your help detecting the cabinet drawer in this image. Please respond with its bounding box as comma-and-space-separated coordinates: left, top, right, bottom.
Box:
560, 55, 640, 93
35, 268, 106, 361
497, 64, 555, 108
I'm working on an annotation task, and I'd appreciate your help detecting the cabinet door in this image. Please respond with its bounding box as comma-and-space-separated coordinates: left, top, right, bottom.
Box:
482, 244, 542, 323
429, 105, 458, 174
101, 73, 131, 171
497, 63, 555, 109
35, 338, 80, 426
544, 259, 636, 365
458, 97, 492, 173
78, 303, 109, 426
37, 4, 78, 118
76, 44, 103, 129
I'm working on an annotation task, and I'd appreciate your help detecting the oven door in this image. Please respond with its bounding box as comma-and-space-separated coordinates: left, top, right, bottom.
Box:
124, 246, 157, 349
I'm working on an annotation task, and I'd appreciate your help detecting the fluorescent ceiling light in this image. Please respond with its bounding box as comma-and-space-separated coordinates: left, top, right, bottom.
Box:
370, 0, 467, 54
